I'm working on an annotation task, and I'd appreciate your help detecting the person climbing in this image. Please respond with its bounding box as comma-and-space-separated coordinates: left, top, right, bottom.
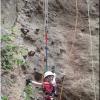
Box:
26, 71, 57, 100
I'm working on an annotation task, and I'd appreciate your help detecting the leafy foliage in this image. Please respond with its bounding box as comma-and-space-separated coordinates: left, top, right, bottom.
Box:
1, 44, 28, 70
24, 84, 33, 100
1, 34, 15, 42
1, 45, 17, 70
1, 96, 9, 100
1, 33, 29, 70
24, 84, 42, 100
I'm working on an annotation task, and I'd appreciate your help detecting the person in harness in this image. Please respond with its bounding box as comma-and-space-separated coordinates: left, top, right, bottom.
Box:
26, 71, 57, 100
42, 71, 56, 100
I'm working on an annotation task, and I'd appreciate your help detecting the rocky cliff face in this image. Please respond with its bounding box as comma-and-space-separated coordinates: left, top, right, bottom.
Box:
1, 0, 99, 100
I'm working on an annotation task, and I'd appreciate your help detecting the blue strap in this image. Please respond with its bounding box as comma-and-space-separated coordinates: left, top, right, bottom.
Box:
45, 46, 48, 71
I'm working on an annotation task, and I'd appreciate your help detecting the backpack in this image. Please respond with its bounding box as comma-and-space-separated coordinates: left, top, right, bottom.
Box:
42, 82, 54, 94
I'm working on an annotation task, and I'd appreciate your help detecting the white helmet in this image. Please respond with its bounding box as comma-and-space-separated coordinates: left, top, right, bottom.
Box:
44, 71, 54, 78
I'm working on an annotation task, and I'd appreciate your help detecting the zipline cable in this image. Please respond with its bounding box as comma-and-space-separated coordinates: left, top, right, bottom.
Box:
86, 0, 97, 100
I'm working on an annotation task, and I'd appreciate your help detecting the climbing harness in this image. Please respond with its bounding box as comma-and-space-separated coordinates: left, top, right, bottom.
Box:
42, 81, 54, 94
86, 0, 97, 100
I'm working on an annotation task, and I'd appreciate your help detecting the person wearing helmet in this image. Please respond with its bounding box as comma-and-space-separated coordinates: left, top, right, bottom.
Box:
44, 71, 56, 86
43, 71, 56, 95
26, 71, 57, 100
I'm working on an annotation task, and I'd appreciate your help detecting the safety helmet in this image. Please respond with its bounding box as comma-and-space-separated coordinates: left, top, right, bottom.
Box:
44, 71, 54, 78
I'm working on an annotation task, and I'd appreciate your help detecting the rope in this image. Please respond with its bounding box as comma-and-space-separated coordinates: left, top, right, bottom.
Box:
68, 0, 78, 58
40, 0, 48, 85
86, 0, 97, 100
59, 76, 65, 100
59, 0, 78, 99
40, 2, 49, 100
44, 0, 49, 71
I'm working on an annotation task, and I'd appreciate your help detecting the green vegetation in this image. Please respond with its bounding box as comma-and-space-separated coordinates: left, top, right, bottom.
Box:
1, 34, 28, 70
24, 84, 34, 100
1, 44, 28, 70
1, 44, 17, 70
1, 96, 9, 100
1, 34, 15, 42
24, 84, 41, 100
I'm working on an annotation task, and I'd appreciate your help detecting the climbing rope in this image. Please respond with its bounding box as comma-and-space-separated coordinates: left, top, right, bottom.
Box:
59, 76, 65, 100
59, 0, 78, 100
86, 0, 97, 100
44, 0, 49, 71
68, 0, 78, 58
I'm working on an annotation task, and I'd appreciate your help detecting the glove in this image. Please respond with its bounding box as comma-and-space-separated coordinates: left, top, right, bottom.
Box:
26, 79, 31, 85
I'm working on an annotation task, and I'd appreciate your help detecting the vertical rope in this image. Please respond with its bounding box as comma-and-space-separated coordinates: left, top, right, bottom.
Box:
59, 76, 65, 100
86, 0, 97, 100
44, 0, 48, 71
68, 0, 78, 58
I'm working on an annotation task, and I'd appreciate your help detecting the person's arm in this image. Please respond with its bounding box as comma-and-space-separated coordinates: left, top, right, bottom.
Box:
31, 81, 42, 86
